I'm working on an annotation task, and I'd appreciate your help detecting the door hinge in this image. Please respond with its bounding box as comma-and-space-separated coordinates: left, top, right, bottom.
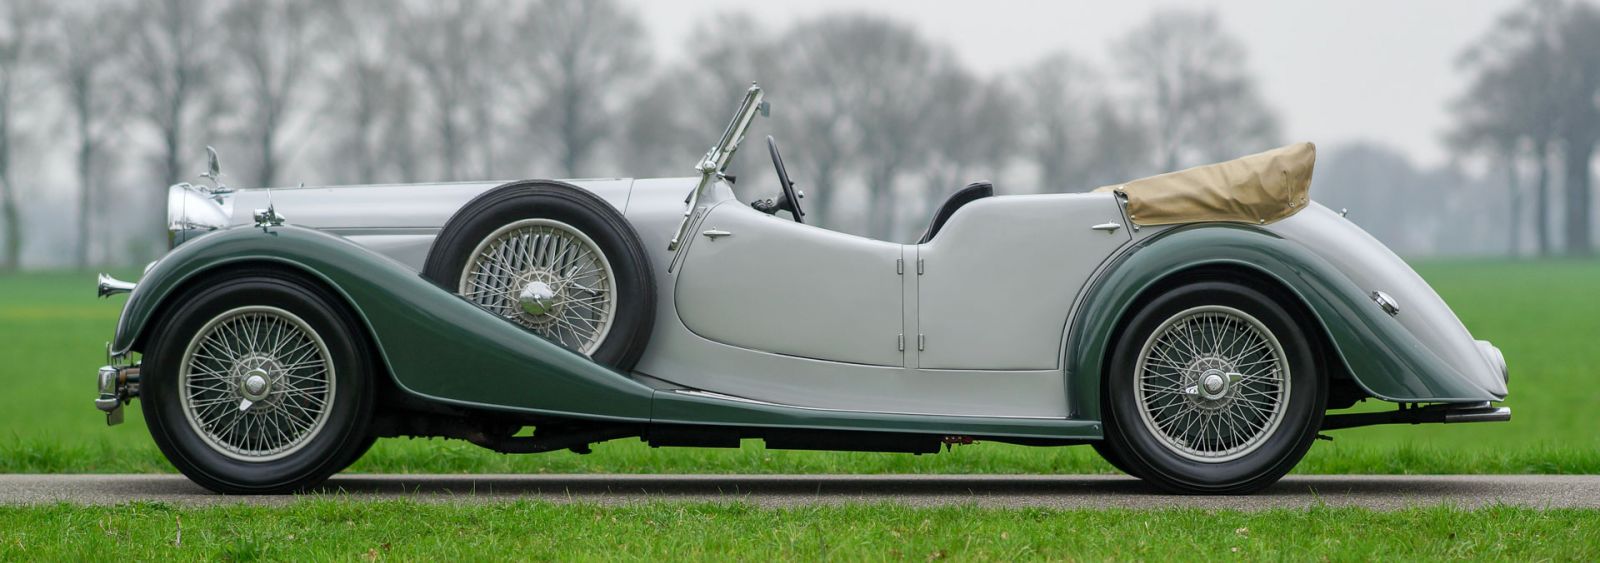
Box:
917, 334, 926, 351
917, 259, 924, 275
897, 333, 905, 351
896, 258, 904, 275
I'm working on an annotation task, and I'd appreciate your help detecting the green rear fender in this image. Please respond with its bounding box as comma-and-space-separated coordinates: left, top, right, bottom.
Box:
112, 226, 655, 422
1065, 224, 1501, 420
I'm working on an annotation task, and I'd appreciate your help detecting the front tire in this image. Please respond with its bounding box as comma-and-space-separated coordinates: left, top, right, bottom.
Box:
1100, 279, 1325, 494
142, 268, 375, 494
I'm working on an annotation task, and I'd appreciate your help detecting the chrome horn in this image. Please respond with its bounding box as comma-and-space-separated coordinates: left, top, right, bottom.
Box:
96, 273, 135, 298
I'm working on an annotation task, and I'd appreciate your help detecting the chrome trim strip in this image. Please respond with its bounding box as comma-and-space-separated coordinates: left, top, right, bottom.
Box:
672, 389, 1066, 420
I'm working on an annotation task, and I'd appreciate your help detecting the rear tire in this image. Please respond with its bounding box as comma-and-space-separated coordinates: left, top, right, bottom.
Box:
423, 181, 655, 370
142, 268, 375, 494
1099, 279, 1325, 494
336, 435, 378, 473
1091, 441, 1144, 478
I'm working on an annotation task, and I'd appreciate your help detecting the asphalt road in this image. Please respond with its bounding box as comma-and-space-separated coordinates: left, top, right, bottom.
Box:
2, 474, 1597, 510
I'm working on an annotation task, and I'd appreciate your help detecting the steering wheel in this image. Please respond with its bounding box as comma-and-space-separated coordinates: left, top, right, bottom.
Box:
756, 136, 806, 223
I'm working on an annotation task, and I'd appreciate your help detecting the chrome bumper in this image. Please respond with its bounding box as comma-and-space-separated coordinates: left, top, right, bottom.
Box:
1323, 401, 1510, 431
94, 364, 140, 426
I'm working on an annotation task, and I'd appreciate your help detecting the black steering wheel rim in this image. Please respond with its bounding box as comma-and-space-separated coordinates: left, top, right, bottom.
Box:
766, 136, 805, 224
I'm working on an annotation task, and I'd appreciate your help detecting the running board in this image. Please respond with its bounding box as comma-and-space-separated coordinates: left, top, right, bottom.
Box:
1322, 402, 1510, 431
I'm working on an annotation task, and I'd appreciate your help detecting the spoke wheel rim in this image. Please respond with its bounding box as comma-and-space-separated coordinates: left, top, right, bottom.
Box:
179, 305, 337, 462
458, 218, 618, 355
1133, 305, 1290, 463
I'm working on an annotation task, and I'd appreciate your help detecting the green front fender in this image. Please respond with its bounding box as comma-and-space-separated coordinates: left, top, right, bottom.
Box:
111, 225, 655, 422
1064, 224, 1500, 420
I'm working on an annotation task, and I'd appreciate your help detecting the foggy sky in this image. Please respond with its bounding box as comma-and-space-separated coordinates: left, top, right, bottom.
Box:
639, 0, 1515, 168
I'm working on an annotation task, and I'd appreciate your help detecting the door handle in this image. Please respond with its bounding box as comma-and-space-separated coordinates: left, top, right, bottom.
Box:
702, 229, 733, 240
1091, 222, 1122, 233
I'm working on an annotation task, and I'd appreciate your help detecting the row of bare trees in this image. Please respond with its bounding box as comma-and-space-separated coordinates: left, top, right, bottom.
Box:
625, 11, 1281, 240
1451, 0, 1600, 257
0, 0, 1287, 268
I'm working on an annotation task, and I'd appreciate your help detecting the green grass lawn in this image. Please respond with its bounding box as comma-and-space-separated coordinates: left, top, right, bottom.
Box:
1, 260, 1597, 475
2, 501, 1596, 560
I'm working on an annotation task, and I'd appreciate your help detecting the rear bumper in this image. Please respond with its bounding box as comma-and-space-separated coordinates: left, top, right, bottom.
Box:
1323, 401, 1510, 431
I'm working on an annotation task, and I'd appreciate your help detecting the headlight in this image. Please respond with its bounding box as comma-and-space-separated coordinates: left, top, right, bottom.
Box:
166, 184, 233, 247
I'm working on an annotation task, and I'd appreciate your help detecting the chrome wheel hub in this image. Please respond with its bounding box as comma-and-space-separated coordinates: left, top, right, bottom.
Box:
515, 276, 561, 320
240, 370, 272, 401
1133, 305, 1291, 463
178, 306, 336, 462
1200, 370, 1227, 398
459, 218, 617, 355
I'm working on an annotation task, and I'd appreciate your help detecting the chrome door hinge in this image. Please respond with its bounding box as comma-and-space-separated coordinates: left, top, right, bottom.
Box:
917, 334, 926, 351
897, 334, 905, 351
897, 258, 904, 275
916, 259, 924, 275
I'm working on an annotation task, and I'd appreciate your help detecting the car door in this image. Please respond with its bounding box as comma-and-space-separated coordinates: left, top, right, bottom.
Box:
915, 193, 1131, 370
674, 201, 906, 366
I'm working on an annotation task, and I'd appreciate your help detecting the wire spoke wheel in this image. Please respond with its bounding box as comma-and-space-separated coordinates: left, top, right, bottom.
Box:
457, 218, 618, 355
179, 305, 337, 462
1133, 305, 1290, 463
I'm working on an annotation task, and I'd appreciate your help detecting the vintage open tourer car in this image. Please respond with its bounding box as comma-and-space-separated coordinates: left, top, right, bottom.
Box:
93, 84, 1509, 494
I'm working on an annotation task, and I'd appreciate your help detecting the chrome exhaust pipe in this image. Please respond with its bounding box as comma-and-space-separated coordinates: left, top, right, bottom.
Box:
97, 273, 135, 298
1443, 402, 1512, 424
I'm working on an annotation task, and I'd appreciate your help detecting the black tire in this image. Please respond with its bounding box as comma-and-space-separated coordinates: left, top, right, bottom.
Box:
422, 180, 655, 370
336, 434, 378, 473
142, 268, 376, 494
1091, 441, 1144, 479
1100, 279, 1326, 494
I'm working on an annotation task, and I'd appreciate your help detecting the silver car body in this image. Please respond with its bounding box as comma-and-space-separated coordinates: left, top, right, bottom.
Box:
209, 174, 1506, 420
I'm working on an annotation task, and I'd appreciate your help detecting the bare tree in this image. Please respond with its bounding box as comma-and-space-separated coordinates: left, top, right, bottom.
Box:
622, 14, 775, 179
221, 0, 328, 188
1081, 100, 1154, 188
1456, 0, 1600, 256
1552, 3, 1600, 256
54, 1, 133, 267
1018, 52, 1101, 192
517, 0, 648, 178
1115, 10, 1279, 171
322, 0, 390, 184
921, 69, 1018, 210
127, 0, 217, 188
619, 79, 699, 178
782, 16, 948, 240
769, 18, 862, 230
0, 0, 50, 271
1451, 47, 1550, 256
395, 1, 505, 182
1453, 0, 1566, 256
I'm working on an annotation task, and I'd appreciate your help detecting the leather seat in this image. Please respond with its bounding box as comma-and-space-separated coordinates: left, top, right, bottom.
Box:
917, 182, 993, 244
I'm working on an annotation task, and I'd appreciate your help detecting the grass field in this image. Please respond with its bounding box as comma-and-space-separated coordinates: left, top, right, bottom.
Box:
2, 260, 1597, 475
2, 501, 1597, 560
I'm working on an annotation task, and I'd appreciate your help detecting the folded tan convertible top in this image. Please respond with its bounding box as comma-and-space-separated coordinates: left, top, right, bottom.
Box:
1094, 142, 1315, 226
